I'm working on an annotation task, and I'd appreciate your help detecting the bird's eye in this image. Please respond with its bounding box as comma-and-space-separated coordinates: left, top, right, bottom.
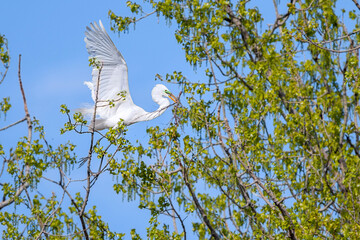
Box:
164, 90, 170, 95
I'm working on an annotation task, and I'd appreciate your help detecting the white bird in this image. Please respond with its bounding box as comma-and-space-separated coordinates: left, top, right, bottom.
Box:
78, 21, 177, 130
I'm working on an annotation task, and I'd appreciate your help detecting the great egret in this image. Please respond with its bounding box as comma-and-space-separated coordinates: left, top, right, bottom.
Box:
78, 21, 177, 130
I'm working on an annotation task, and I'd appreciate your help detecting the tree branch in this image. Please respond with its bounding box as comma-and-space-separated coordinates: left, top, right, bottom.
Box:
179, 158, 220, 240
0, 54, 31, 210
79, 64, 103, 240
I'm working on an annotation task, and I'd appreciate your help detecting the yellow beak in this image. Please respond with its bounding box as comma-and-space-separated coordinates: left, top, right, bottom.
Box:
168, 93, 178, 103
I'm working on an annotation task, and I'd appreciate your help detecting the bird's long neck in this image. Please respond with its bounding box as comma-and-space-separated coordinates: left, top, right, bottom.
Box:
135, 98, 170, 123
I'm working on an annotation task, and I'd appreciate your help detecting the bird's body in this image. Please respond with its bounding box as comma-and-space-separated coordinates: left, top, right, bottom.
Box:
78, 21, 177, 130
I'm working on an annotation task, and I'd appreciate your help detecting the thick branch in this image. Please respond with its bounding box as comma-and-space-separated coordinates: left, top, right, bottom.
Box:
177, 155, 220, 240
352, 0, 360, 10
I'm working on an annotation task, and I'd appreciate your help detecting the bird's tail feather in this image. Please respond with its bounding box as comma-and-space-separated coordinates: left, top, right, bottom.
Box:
75, 107, 94, 117
74, 107, 108, 131
92, 118, 108, 131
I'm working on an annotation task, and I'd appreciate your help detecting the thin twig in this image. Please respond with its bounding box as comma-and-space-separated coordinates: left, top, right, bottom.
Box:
0, 39, 9, 85
0, 66, 8, 85
133, 10, 156, 23
79, 63, 103, 240
0, 117, 26, 131
167, 196, 187, 239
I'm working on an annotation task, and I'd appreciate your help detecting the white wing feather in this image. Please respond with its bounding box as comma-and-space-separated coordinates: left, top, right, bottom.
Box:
84, 20, 133, 118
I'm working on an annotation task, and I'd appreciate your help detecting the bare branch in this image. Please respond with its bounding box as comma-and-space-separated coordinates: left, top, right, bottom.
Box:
352, 0, 360, 10
0, 117, 26, 131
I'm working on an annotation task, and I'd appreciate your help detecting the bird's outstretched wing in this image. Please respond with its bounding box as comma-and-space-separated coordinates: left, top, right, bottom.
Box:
84, 20, 132, 118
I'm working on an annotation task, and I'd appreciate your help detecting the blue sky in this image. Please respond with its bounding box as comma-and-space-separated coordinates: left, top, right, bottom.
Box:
0, 0, 193, 237
2, 0, 357, 237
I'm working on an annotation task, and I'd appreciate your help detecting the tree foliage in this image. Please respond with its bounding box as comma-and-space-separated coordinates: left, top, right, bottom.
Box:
0, 34, 9, 85
1, 0, 360, 239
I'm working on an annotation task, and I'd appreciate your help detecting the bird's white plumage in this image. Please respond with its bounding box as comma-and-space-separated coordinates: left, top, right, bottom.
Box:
84, 21, 132, 119
79, 20, 177, 130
